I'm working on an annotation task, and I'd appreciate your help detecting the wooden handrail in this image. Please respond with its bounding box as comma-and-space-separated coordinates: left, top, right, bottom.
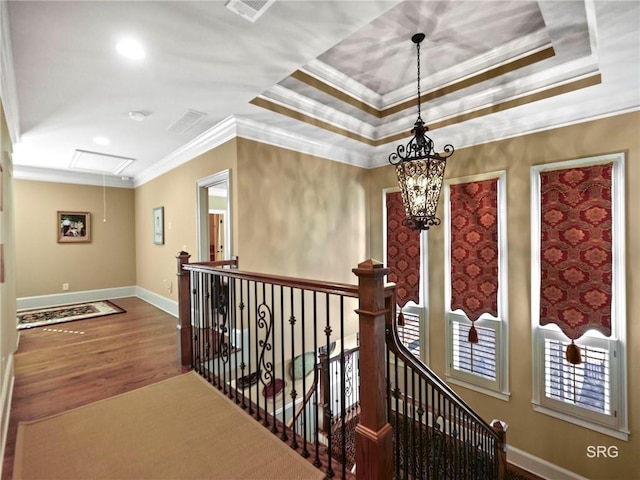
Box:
383, 285, 499, 438
183, 264, 359, 298
188, 257, 239, 269
327, 345, 360, 364
286, 365, 319, 429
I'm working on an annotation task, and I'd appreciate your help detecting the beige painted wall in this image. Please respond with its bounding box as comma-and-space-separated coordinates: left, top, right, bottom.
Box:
134, 138, 238, 301
0, 101, 18, 457
135, 137, 366, 358
14, 181, 136, 297
236, 138, 369, 284
134, 135, 368, 300
368, 112, 640, 479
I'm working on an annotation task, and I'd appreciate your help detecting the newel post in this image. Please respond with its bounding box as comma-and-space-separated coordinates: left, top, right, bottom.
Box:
352, 259, 393, 480
176, 251, 192, 370
492, 420, 508, 480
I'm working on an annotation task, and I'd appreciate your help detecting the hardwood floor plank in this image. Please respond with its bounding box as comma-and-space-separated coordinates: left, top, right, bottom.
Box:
2, 297, 182, 479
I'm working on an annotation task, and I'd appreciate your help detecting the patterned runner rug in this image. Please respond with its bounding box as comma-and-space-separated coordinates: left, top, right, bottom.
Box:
17, 300, 125, 330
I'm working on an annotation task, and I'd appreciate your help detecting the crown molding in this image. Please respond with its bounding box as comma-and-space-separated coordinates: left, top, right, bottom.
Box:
133, 116, 237, 187
16, 103, 638, 187
383, 35, 555, 109
0, 1, 21, 145
133, 113, 374, 187
299, 31, 553, 114
260, 84, 378, 139
13, 165, 135, 188
234, 115, 372, 168
301, 59, 382, 110
369, 105, 640, 169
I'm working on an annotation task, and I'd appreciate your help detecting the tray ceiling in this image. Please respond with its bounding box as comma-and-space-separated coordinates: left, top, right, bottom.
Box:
1, 0, 638, 186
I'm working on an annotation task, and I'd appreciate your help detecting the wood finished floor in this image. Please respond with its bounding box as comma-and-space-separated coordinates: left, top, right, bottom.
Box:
2, 297, 182, 479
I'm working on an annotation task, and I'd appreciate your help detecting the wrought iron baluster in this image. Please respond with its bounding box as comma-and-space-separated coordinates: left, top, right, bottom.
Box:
324, 293, 334, 479
279, 285, 288, 441
339, 297, 347, 480
257, 282, 274, 426
239, 279, 247, 410
301, 289, 309, 458
288, 287, 298, 448
312, 291, 321, 468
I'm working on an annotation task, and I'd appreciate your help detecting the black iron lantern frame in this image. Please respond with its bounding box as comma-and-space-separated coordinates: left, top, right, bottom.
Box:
388, 33, 454, 231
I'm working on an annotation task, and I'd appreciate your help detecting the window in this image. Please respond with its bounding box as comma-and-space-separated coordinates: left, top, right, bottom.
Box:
383, 189, 428, 363
444, 172, 509, 400
396, 308, 421, 358
531, 153, 627, 440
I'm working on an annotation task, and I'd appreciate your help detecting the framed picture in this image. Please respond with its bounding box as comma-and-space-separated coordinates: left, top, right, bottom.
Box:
58, 211, 91, 243
153, 206, 164, 245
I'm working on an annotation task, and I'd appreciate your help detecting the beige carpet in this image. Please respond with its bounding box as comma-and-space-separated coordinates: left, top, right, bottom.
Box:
14, 372, 325, 480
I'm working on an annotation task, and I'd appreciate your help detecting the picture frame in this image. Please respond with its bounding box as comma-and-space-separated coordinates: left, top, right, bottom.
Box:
58, 211, 91, 243
153, 206, 164, 245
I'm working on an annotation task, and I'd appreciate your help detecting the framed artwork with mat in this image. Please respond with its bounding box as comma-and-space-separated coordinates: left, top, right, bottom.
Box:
58, 211, 91, 243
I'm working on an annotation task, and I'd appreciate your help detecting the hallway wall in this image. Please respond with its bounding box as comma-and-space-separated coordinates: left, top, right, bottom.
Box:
14, 181, 136, 298
368, 111, 640, 480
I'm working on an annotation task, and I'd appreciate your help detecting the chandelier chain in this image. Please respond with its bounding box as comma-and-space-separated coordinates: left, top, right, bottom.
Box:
416, 40, 421, 119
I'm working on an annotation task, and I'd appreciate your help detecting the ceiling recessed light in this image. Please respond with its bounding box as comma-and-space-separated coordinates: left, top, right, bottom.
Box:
116, 39, 145, 60
128, 111, 146, 122
93, 136, 110, 145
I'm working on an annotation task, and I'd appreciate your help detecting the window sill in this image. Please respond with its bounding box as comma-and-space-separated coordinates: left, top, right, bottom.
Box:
532, 402, 629, 441
445, 376, 510, 402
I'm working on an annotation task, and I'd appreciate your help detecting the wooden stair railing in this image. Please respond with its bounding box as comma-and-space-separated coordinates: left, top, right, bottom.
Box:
384, 285, 507, 480
286, 364, 318, 429
176, 255, 506, 480
177, 252, 361, 479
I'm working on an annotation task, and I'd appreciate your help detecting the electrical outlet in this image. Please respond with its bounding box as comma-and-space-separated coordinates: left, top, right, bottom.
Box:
62, 283, 69, 291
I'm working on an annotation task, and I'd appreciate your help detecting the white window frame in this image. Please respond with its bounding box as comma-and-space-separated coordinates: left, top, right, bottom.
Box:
382, 187, 429, 364
530, 153, 628, 440
444, 171, 510, 401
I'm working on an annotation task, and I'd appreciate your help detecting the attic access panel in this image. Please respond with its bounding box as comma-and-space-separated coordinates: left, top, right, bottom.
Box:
69, 150, 134, 175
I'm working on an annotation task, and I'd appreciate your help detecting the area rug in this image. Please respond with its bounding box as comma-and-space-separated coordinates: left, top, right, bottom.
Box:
13, 372, 325, 480
16, 300, 125, 330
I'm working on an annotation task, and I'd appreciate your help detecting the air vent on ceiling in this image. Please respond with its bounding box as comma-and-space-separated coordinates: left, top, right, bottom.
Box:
225, 0, 275, 23
69, 150, 134, 175
167, 109, 207, 135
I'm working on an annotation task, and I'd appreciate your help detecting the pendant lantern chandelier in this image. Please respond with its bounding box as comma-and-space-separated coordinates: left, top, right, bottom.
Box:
389, 33, 454, 231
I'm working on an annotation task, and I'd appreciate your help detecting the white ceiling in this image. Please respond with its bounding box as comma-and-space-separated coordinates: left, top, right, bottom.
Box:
1, 0, 639, 188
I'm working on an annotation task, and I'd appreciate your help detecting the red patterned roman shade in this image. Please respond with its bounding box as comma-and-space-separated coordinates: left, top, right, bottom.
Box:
450, 179, 499, 335
386, 191, 420, 308
539, 164, 613, 350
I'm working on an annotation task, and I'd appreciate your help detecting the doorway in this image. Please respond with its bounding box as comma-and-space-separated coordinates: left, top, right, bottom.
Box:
196, 170, 231, 262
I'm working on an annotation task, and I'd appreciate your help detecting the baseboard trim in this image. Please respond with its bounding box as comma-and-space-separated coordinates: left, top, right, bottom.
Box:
508, 445, 589, 480
16, 286, 178, 319
17, 286, 138, 311
0, 354, 15, 480
135, 287, 178, 318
